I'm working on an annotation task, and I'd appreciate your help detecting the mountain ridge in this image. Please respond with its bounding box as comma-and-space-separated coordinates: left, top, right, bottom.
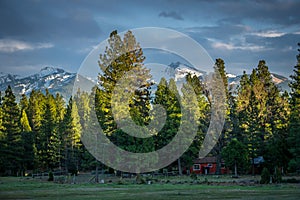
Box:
0, 64, 291, 101
0, 67, 94, 101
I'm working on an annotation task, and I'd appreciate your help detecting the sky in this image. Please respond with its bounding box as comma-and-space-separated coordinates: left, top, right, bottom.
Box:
0, 0, 300, 77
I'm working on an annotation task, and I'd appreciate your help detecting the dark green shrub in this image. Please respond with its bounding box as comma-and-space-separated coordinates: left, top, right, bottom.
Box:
67, 161, 78, 176
190, 173, 197, 180
135, 174, 146, 184
273, 169, 282, 183
260, 167, 270, 184
140, 177, 146, 184
48, 171, 54, 181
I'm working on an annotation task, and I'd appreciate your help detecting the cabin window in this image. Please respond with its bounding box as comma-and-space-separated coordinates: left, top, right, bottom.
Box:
193, 164, 200, 170
207, 163, 212, 168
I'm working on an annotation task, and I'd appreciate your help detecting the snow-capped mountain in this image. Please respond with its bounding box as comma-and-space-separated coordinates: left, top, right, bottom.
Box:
166, 62, 205, 82
0, 67, 94, 100
0, 64, 290, 101
147, 62, 206, 94
152, 61, 290, 94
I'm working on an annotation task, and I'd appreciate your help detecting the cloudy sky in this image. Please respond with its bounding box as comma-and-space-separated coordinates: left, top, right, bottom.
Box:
0, 0, 300, 77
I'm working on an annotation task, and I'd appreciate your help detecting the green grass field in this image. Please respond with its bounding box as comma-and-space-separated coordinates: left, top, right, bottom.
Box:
0, 177, 299, 200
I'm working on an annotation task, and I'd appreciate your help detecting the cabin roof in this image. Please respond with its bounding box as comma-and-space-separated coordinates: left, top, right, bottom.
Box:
194, 156, 217, 164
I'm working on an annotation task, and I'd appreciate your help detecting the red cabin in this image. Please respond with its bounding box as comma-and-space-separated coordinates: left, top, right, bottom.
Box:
190, 156, 228, 175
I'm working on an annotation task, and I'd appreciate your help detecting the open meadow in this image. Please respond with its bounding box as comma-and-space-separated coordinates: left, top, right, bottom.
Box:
0, 176, 299, 200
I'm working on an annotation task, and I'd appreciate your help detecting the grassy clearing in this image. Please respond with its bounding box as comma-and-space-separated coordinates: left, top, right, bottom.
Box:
0, 177, 299, 200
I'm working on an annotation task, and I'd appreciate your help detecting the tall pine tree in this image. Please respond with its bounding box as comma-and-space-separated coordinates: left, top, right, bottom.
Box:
74, 90, 95, 171
0, 91, 4, 174
96, 30, 153, 153
236, 61, 290, 175
27, 90, 45, 170
288, 43, 300, 172
212, 58, 231, 174
1, 86, 22, 175
38, 90, 60, 170
20, 94, 35, 173
61, 97, 82, 174
181, 74, 209, 173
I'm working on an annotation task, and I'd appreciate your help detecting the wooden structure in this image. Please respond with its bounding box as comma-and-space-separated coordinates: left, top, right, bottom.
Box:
190, 156, 228, 175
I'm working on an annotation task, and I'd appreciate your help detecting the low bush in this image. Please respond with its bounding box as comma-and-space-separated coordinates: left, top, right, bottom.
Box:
48, 171, 54, 182
260, 168, 270, 184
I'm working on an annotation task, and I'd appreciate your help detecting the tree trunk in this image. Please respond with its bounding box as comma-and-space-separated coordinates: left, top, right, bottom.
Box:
252, 157, 255, 176
215, 153, 222, 175
234, 161, 237, 176
95, 161, 99, 183
215, 135, 224, 175
65, 148, 68, 174
177, 158, 182, 176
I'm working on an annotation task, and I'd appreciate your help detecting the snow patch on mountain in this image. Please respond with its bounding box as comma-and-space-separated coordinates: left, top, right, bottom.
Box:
271, 73, 287, 84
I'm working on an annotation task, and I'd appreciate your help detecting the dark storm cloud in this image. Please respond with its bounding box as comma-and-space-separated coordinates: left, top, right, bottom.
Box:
199, 0, 300, 27
0, 0, 103, 75
0, 0, 102, 41
159, 11, 184, 20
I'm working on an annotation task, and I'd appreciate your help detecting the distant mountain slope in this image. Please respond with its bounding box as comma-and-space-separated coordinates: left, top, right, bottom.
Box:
162, 62, 290, 94
0, 67, 95, 101
0, 64, 291, 101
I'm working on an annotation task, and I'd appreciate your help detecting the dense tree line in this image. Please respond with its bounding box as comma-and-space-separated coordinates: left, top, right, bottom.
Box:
0, 30, 299, 178
0, 88, 96, 175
